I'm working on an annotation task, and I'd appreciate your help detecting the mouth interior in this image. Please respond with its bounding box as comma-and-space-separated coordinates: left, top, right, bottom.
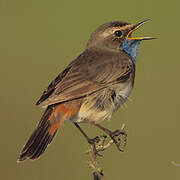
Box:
127, 26, 145, 40
126, 21, 155, 41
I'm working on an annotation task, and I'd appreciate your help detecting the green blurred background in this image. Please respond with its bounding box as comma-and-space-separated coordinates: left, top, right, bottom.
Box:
1, 0, 180, 179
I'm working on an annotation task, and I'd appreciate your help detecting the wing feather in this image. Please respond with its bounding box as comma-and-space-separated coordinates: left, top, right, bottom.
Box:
37, 49, 134, 107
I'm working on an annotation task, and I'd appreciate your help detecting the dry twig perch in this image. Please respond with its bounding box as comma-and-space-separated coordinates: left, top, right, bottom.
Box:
87, 124, 126, 180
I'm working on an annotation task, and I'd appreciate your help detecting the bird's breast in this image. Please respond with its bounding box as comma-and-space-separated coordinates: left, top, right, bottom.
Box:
112, 80, 133, 112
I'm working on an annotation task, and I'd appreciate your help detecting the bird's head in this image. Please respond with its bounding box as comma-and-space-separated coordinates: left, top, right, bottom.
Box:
87, 20, 155, 63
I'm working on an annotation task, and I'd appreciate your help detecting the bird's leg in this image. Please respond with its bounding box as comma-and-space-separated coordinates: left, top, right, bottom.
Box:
73, 122, 102, 156
91, 123, 127, 152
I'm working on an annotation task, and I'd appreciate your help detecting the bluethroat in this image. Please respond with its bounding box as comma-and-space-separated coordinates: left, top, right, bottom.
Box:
18, 20, 155, 161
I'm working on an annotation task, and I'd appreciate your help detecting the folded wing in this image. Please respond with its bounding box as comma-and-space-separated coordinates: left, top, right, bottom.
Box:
36, 49, 134, 107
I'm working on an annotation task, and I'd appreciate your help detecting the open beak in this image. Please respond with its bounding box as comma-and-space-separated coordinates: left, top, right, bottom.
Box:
127, 19, 156, 40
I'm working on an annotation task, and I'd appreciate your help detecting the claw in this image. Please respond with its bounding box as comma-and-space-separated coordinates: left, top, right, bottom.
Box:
88, 136, 100, 144
88, 137, 102, 157
113, 129, 127, 136
109, 129, 127, 151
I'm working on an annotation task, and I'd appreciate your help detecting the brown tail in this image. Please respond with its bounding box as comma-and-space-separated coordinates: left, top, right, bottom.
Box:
17, 105, 62, 162
17, 100, 80, 162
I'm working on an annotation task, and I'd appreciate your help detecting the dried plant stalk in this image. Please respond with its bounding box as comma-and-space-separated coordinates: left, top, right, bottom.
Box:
87, 124, 126, 180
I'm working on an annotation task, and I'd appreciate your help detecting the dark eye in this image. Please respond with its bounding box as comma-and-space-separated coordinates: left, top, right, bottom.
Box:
114, 30, 122, 37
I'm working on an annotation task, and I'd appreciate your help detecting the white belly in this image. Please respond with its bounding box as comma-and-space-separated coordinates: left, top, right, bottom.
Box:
76, 81, 133, 123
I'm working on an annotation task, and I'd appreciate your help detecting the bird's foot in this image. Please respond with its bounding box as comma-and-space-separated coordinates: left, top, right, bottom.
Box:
87, 136, 103, 157
109, 129, 127, 151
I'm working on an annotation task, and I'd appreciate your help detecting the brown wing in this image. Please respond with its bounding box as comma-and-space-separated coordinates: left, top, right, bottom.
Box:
36, 65, 72, 106
36, 48, 134, 107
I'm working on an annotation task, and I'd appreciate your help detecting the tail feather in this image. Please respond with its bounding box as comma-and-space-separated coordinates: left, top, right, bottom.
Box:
32, 131, 57, 159
17, 100, 80, 162
17, 106, 58, 162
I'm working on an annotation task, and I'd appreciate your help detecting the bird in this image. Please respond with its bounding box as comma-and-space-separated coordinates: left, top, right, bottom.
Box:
17, 19, 155, 162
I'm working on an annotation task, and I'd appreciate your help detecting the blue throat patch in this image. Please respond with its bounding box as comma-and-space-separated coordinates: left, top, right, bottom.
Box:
121, 39, 141, 63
